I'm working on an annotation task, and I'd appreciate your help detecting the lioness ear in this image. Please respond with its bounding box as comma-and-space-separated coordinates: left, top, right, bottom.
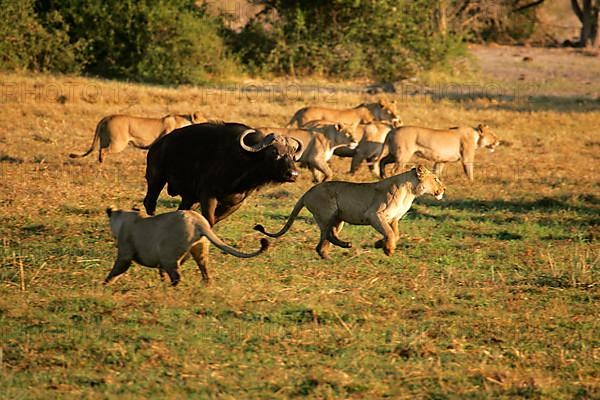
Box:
477, 123, 485, 132
416, 165, 427, 179
335, 123, 342, 130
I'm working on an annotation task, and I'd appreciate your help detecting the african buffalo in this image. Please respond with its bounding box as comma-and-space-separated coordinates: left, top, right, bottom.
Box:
143, 122, 302, 226
142, 122, 302, 283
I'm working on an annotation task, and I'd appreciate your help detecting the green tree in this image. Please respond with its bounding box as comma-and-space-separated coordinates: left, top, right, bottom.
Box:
31, 0, 239, 83
0, 0, 83, 73
233, 0, 462, 80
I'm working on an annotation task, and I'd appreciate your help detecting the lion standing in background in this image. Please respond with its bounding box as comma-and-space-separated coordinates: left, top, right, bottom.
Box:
69, 112, 204, 162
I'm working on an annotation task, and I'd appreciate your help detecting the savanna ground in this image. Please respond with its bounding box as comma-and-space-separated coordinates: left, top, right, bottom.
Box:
0, 45, 598, 399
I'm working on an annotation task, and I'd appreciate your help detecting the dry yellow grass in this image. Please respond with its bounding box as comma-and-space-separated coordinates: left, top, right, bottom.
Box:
0, 58, 598, 398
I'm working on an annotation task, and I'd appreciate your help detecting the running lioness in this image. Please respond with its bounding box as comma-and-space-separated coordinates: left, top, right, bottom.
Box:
70, 112, 204, 162
378, 124, 500, 181
288, 100, 399, 128
255, 166, 445, 258
105, 208, 269, 286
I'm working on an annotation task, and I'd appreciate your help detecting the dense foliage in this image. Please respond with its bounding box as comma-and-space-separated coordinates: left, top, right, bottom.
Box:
0, 0, 541, 83
0, 0, 238, 84
232, 0, 463, 80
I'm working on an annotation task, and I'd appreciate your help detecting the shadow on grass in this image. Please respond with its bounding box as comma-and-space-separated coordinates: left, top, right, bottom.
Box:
418, 194, 599, 215
426, 91, 600, 113
411, 195, 599, 240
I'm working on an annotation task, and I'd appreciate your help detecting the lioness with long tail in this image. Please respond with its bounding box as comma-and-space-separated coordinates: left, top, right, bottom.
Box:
105, 208, 269, 286
70, 112, 204, 162
255, 165, 445, 259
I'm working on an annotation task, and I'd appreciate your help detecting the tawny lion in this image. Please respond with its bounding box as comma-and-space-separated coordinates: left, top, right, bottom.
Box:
255, 166, 445, 258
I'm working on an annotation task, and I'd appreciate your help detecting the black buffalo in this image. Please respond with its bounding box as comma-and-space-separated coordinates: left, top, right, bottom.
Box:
143, 122, 302, 226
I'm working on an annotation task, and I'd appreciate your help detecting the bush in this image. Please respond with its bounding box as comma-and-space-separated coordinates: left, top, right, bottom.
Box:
231, 0, 464, 81
35, 0, 239, 84
0, 0, 239, 84
0, 0, 83, 73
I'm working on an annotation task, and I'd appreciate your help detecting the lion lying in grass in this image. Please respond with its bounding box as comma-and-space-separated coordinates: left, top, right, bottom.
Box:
255, 165, 445, 258
105, 208, 269, 286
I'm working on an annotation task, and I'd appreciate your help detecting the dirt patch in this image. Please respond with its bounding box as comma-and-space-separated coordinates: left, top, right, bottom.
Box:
470, 44, 600, 99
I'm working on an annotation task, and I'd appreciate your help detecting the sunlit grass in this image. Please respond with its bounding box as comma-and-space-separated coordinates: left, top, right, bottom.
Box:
0, 69, 598, 398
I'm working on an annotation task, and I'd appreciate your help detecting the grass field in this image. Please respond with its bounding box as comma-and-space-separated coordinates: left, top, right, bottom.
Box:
0, 47, 599, 398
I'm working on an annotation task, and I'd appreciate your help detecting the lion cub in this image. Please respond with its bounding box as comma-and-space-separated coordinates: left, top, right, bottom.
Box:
255, 165, 445, 258
105, 208, 269, 286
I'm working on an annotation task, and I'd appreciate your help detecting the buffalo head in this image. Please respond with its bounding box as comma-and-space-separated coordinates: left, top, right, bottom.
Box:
239, 129, 303, 182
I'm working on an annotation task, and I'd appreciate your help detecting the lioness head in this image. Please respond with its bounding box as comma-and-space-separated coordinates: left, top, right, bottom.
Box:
415, 165, 445, 200
378, 99, 400, 122
334, 123, 358, 149
191, 112, 204, 123
476, 124, 500, 152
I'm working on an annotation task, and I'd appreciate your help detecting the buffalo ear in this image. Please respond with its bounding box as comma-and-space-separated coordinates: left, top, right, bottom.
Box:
106, 207, 113, 217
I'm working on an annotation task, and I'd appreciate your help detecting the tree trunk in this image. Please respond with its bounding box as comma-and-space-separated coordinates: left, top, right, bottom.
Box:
438, 0, 448, 36
571, 0, 599, 47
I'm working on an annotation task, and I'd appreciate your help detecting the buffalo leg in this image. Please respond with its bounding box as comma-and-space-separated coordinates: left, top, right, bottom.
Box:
143, 178, 166, 216
178, 197, 196, 211
200, 196, 218, 226
214, 202, 244, 225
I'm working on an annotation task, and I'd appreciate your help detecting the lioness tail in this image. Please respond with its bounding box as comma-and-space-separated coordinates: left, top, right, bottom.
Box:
69, 118, 105, 158
199, 222, 269, 258
254, 194, 306, 238
286, 108, 305, 128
